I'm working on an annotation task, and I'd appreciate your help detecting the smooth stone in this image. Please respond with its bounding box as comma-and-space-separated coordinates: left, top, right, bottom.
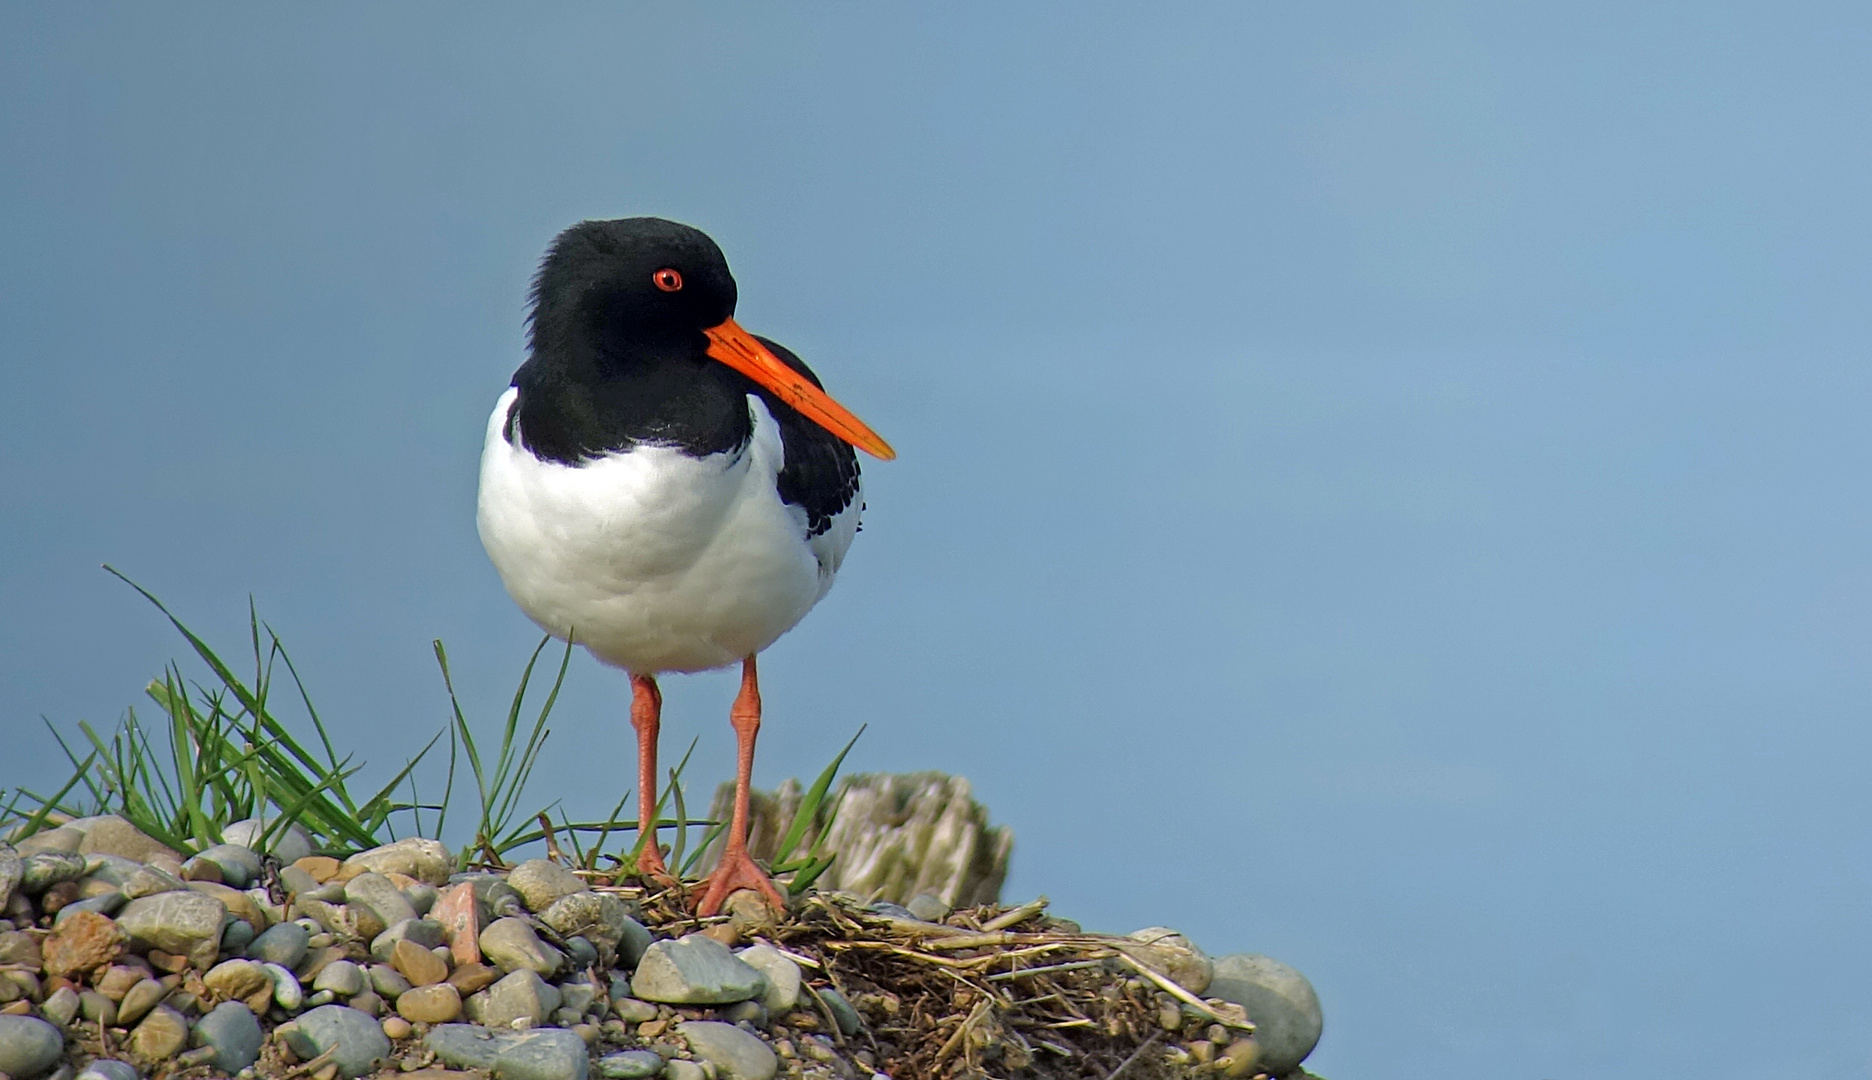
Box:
404, 882, 439, 916
492, 1027, 590, 1080
369, 963, 413, 999
312, 959, 367, 997
864, 901, 916, 920
1205, 953, 1324, 1076
190, 844, 263, 889
733, 945, 800, 1013
350, 988, 386, 1017
393, 937, 450, 986
220, 817, 314, 864
558, 978, 601, 1017
52, 892, 128, 931
663, 1060, 706, 1080
597, 1050, 665, 1079
79, 854, 146, 888
611, 995, 657, 1023
280, 1004, 394, 1078
246, 920, 310, 968
564, 936, 598, 969
264, 961, 305, 1009
718, 999, 766, 1028
41, 985, 81, 1028
381, 1014, 413, 1040
21, 851, 88, 892
341, 838, 453, 887
76, 816, 178, 864
630, 935, 764, 1005
1120, 927, 1213, 996
192, 1000, 264, 1073
186, 880, 266, 931
426, 1022, 511, 1069
818, 987, 860, 1036
14, 826, 85, 856
278, 865, 321, 898
446, 960, 498, 996
505, 860, 585, 913
129, 1004, 190, 1059
220, 918, 256, 955
117, 978, 167, 1026
203, 958, 272, 1001
0, 929, 41, 966
76, 1060, 142, 1080
480, 917, 564, 977
371, 917, 447, 962
0, 843, 17, 911
465, 969, 560, 1030
678, 1020, 777, 1080
396, 983, 463, 1023
905, 893, 950, 922
431, 882, 482, 966
80, 988, 119, 1025
0, 1014, 64, 1077
345, 872, 419, 929
539, 891, 636, 963
118, 891, 227, 968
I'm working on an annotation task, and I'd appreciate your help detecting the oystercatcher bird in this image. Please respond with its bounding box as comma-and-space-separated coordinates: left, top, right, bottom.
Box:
477, 217, 893, 916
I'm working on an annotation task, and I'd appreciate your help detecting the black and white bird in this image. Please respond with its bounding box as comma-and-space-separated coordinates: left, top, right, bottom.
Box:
477, 217, 893, 916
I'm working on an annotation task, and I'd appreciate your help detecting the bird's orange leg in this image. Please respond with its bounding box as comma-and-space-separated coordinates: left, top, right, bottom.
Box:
629, 673, 676, 886
694, 656, 788, 917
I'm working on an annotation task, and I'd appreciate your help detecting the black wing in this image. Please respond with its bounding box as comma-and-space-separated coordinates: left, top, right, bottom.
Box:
751, 336, 861, 537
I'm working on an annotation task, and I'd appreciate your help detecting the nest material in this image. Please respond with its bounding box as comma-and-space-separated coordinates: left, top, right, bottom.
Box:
637, 889, 1258, 1080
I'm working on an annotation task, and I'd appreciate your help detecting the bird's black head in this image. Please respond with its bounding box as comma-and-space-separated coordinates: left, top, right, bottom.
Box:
528, 217, 738, 361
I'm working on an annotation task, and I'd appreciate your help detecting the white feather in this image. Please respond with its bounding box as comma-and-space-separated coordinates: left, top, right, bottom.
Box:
476, 388, 858, 674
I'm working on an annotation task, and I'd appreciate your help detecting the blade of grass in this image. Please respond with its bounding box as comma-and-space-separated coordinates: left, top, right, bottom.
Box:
773, 725, 865, 865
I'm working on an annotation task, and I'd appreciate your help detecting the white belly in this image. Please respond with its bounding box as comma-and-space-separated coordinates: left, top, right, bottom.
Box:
476, 387, 838, 674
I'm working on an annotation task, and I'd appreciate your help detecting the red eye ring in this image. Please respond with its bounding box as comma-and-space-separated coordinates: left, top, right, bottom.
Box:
652, 268, 683, 292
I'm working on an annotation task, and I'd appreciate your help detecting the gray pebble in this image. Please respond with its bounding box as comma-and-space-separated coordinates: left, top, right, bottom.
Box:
41, 985, 81, 1028
663, 1060, 707, 1080
22, 851, 89, 891
480, 916, 565, 977
191, 844, 263, 888
505, 859, 586, 913
817, 987, 860, 1036
597, 1049, 665, 1079
312, 959, 366, 997
466, 969, 560, 1030
563, 935, 599, 969
370, 917, 446, 962
192, 1000, 264, 1073
718, 999, 767, 1029
339, 837, 452, 887
118, 890, 227, 967
1205, 953, 1324, 1076
733, 945, 800, 1013
368, 963, 412, 999
279, 1004, 392, 1078
262, 962, 304, 1009
905, 893, 949, 922
0, 842, 20, 912
0, 1014, 65, 1077
117, 979, 167, 1026
611, 995, 658, 1023
493, 1027, 591, 1080
245, 920, 310, 968
52, 891, 126, 924
221, 817, 314, 864
345, 872, 419, 929
630, 935, 764, 1005
679, 1020, 778, 1080
220, 918, 257, 954
76, 1060, 143, 1080
404, 882, 439, 916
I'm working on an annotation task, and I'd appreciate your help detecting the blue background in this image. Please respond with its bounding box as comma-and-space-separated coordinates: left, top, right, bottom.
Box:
5, 5, 1870, 1077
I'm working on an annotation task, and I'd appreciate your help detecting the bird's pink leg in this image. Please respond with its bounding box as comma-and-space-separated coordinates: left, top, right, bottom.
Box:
630, 674, 676, 885
694, 656, 788, 917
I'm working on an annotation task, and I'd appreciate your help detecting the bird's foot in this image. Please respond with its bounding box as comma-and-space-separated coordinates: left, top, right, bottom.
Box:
632, 843, 679, 890
692, 848, 787, 918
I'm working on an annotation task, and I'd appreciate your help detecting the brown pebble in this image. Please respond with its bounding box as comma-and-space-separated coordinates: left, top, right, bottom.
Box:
573, 1022, 600, 1046
392, 939, 448, 987
1, 999, 30, 1015
381, 1014, 414, 1040
445, 961, 497, 996
40, 880, 82, 913
697, 923, 739, 947
294, 856, 343, 883
147, 949, 190, 975
396, 983, 462, 1024
181, 858, 224, 883
42, 910, 128, 977
431, 882, 481, 966
1221, 1038, 1261, 1078
638, 1018, 668, 1038
313, 1063, 340, 1080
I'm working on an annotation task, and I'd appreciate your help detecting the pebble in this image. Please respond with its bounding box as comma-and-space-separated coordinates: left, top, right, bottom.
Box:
734, 946, 800, 1013
0, 929, 40, 966
80, 988, 118, 1026
1120, 927, 1213, 996
817, 988, 860, 1036
220, 918, 257, 954
381, 1014, 414, 1040
447, 961, 499, 996
397, 983, 464, 1023
21, 851, 88, 892
405, 881, 439, 916
205, 958, 273, 1001
663, 1060, 707, 1080
597, 1050, 666, 1079
41, 985, 81, 1027
188, 844, 263, 888
119, 862, 189, 899
718, 1000, 766, 1029
346, 872, 420, 929
118, 890, 227, 969
371, 917, 447, 962
539, 891, 636, 962
905, 893, 949, 922
312, 959, 367, 997
76, 816, 179, 864
492, 1027, 592, 1080
117, 978, 167, 1026
370, 963, 413, 999
480, 917, 565, 978
42, 909, 129, 976
393, 937, 451, 986
192, 1000, 265, 1073
0, 842, 21, 910
129, 1004, 190, 1059
15, 825, 84, 856
557, 978, 601, 1017
504, 860, 585, 913
611, 995, 658, 1023
341, 838, 453, 887
0, 1014, 64, 1077
264, 961, 305, 1009
466, 969, 560, 1030
1204, 954, 1323, 1076
631, 936, 765, 1005
280, 1004, 395, 1078
221, 817, 315, 864
431, 882, 482, 965
425, 1022, 510, 1069
679, 1020, 779, 1080
76, 1060, 142, 1080
246, 920, 311, 968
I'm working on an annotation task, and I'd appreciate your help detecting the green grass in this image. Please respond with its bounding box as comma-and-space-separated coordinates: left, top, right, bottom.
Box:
1, 573, 856, 899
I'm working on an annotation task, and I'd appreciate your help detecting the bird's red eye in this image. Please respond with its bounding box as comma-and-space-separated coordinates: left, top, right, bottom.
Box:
653, 268, 683, 292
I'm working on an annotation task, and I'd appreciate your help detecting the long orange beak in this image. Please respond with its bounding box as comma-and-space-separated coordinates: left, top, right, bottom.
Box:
704, 318, 896, 460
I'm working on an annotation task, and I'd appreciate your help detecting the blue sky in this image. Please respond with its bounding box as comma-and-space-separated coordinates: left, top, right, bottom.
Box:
5, 5, 1871, 1077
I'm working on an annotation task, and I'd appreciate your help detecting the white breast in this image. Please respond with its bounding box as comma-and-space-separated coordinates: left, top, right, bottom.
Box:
476, 387, 851, 674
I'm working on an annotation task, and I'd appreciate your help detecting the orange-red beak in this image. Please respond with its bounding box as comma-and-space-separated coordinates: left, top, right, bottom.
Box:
704, 318, 896, 460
